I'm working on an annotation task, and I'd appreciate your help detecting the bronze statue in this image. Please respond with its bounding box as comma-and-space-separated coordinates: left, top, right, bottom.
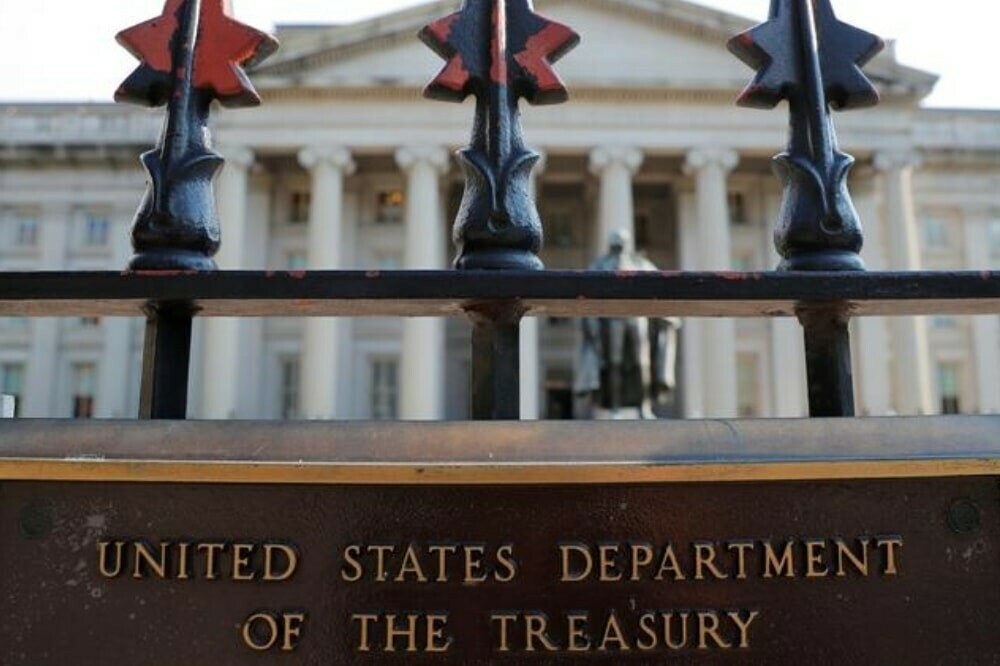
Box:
574, 230, 680, 419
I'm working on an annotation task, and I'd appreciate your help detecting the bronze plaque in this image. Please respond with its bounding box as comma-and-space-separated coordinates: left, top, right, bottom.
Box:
2, 477, 999, 664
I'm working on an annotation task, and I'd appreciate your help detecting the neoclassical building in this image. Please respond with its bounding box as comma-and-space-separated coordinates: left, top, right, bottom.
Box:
0, 0, 997, 421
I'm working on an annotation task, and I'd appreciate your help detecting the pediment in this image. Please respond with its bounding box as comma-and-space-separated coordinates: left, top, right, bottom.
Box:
253, 0, 936, 99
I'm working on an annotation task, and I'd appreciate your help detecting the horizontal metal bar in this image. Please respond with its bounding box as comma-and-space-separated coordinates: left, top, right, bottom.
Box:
0, 417, 997, 485
0, 270, 995, 318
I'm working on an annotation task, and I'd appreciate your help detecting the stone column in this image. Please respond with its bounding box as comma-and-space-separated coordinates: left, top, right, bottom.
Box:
202, 147, 254, 419
764, 192, 808, 417
852, 173, 893, 415
520, 150, 546, 420
396, 146, 450, 420
298, 146, 356, 419
874, 151, 934, 414
96, 205, 135, 418
25, 202, 70, 417
677, 190, 704, 418
965, 212, 1000, 413
589, 147, 643, 252
685, 148, 740, 417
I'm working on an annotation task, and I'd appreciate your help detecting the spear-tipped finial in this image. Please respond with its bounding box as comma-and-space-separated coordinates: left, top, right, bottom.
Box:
115, 0, 278, 270
729, 0, 884, 271
420, 0, 579, 270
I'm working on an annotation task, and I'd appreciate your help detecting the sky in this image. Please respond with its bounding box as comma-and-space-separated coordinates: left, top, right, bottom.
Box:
0, 0, 997, 108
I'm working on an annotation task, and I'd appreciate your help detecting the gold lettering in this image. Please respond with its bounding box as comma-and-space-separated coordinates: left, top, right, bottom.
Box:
198, 542, 225, 581
697, 612, 731, 650
281, 613, 306, 652
395, 545, 429, 583
663, 612, 690, 650
176, 542, 190, 580
654, 544, 686, 581
877, 536, 904, 575
560, 544, 593, 582
598, 545, 623, 582
384, 614, 419, 653
693, 542, 728, 580
428, 545, 457, 582
726, 540, 754, 580
97, 541, 124, 578
636, 613, 658, 651
232, 543, 256, 582
368, 545, 395, 583
352, 614, 379, 653
728, 610, 759, 649
243, 613, 279, 652
630, 543, 654, 581
132, 541, 168, 579
834, 538, 870, 577
762, 540, 795, 578
524, 613, 560, 652
494, 544, 518, 583
491, 613, 518, 653
804, 539, 829, 578
263, 544, 298, 582
566, 613, 591, 652
341, 545, 364, 582
425, 614, 453, 653
598, 611, 630, 652
464, 545, 488, 584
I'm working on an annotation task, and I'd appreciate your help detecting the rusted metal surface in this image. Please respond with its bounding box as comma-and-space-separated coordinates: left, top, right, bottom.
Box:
420, 0, 578, 270
116, 0, 277, 271
115, 0, 276, 419
421, 0, 578, 420
0, 270, 996, 319
1, 476, 998, 663
729, 0, 882, 272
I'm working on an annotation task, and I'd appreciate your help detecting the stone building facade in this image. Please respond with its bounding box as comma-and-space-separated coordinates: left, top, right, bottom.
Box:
0, 0, 997, 420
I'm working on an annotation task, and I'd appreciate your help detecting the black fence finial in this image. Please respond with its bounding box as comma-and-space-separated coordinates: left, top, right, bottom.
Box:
729, 0, 883, 272
116, 0, 277, 271
420, 0, 579, 270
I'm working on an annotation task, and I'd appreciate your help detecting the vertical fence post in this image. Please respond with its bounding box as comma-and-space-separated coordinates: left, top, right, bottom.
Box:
798, 304, 856, 417
139, 304, 196, 420
419, 0, 578, 419
468, 303, 525, 420
729, 0, 884, 416
114, 0, 277, 419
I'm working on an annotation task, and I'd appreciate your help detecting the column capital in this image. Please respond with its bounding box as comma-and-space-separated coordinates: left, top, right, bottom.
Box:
683, 147, 739, 175
395, 146, 451, 175
218, 146, 255, 171
298, 145, 356, 175
588, 146, 643, 175
873, 149, 923, 173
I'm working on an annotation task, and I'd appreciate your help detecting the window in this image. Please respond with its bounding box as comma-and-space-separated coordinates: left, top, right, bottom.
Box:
78, 317, 101, 327
937, 363, 961, 415
728, 192, 748, 225
923, 215, 952, 250
370, 358, 399, 420
290, 191, 311, 224
372, 252, 402, 270
13, 209, 39, 247
375, 190, 405, 224
931, 316, 958, 329
286, 252, 308, 270
1, 363, 25, 417
83, 211, 110, 247
71, 362, 97, 419
991, 220, 1000, 255
279, 357, 300, 420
